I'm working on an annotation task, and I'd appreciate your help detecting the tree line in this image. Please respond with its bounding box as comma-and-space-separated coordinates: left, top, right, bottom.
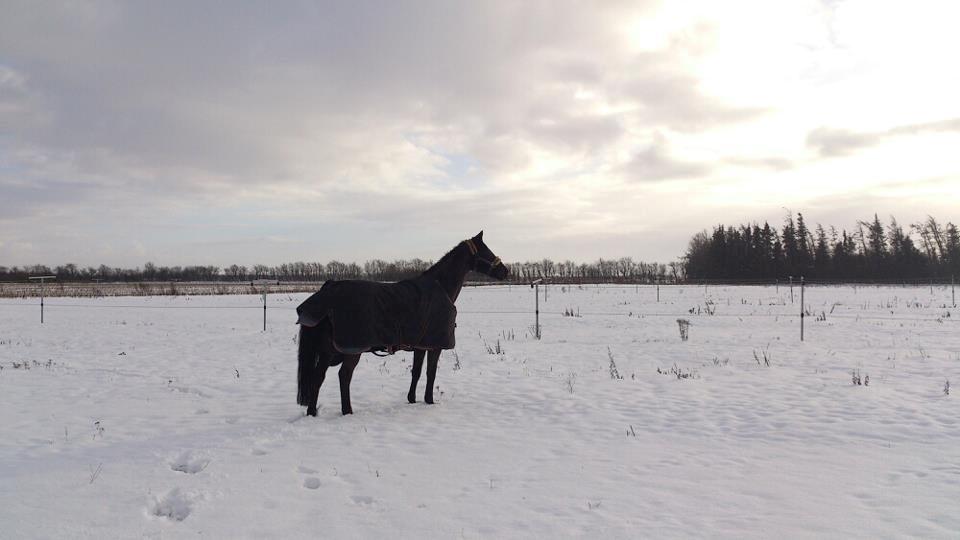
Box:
0, 257, 676, 284
684, 213, 960, 281
9, 212, 952, 285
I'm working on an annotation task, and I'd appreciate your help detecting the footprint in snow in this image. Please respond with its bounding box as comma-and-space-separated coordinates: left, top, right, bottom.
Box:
351, 495, 374, 506
288, 413, 310, 423
150, 488, 197, 522
303, 477, 321, 489
170, 451, 210, 474
298, 465, 317, 474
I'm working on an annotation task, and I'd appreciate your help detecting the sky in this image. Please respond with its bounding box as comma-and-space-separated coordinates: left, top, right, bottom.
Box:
2, 0, 959, 268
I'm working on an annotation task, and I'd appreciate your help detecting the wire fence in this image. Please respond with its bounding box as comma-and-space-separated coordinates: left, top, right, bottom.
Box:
0, 302, 258, 310
3, 276, 958, 297
2, 280, 956, 343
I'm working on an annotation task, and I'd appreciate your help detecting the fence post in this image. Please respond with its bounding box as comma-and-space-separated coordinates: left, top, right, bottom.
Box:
531, 279, 542, 339
251, 279, 279, 331
953, 275, 956, 308
657, 282, 660, 303
28, 275, 57, 324
789, 276, 794, 304
535, 283, 540, 339
800, 276, 805, 342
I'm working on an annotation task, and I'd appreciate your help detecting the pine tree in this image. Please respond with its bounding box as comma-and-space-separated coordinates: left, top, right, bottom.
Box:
860, 214, 887, 276
782, 213, 798, 277
944, 223, 960, 275
757, 223, 773, 278
711, 226, 727, 278
771, 228, 784, 278
814, 224, 831, 278
832, 230, 849, 279
796, 213, 813, 275
682, 213, 954, 281
887, 217, 924, 278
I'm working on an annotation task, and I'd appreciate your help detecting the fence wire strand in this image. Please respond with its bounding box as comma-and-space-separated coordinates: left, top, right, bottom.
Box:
3, 303, 953, 324
1, 281, 956, 326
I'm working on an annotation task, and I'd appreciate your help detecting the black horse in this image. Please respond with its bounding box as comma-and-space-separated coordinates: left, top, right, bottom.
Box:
296, 232, 509, 416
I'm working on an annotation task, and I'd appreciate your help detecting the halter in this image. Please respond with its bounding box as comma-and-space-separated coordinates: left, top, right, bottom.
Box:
463, 239, 503, 273
464, 238, 478, 255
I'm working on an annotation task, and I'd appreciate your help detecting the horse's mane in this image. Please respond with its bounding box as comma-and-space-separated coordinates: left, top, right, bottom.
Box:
422, 242, 465, 277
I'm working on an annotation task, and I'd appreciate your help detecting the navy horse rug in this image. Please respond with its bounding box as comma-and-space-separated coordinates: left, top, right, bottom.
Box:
296, 275, 457, 354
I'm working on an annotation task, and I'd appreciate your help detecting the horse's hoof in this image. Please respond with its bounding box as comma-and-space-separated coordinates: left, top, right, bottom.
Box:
407, 394, 417, 404
424, 398, 434, 405
342, 409, 353, 415
306, 407, 318, 417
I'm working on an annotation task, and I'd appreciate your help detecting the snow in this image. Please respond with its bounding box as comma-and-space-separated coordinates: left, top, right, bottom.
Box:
1, 284, 958, 538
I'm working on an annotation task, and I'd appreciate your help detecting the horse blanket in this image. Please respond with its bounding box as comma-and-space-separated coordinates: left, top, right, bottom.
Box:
296, 276, 456, 354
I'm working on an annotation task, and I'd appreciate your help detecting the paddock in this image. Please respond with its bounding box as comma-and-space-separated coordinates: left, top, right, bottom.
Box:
0, 284, 957, 537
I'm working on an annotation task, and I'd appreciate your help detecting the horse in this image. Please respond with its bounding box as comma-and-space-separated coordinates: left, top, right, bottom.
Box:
296, 232, 509, 416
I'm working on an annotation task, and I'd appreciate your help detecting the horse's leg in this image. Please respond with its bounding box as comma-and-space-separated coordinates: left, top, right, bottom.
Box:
298, 324, 330, 417
424, 349, 441, 405
408, 349, 425, 403
306, 361, 329, 417
338, 353, 361, 415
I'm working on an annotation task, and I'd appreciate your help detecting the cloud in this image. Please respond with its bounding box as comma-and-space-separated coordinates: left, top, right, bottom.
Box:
0, 2, 754, 187
889, 118, 960, 136
808, 117, 960, 157
621, 134, 710, 182
2, 1, 747, 253
723, 156, 794, 171
806, 127, 883, 157
2, 1, 958, 266
524, 113, 624, 154
619, 65, 766, 131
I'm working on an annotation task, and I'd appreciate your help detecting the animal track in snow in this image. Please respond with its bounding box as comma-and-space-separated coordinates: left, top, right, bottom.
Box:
168, 384, 211, 398
169, 451, 210, 474
303, 477, 321, 489
150, 488, 197, 521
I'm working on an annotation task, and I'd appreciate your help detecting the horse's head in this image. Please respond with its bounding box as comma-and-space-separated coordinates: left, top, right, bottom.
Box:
464, 231, 509, 281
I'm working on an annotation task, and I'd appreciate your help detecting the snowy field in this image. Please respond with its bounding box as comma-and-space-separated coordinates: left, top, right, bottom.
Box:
1, 284, 958, 538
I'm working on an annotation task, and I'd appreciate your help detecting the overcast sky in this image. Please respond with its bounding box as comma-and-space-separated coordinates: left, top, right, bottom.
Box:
2, 1, 959, 268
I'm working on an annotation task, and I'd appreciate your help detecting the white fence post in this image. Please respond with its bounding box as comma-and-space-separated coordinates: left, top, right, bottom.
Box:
251, 279, 279, 331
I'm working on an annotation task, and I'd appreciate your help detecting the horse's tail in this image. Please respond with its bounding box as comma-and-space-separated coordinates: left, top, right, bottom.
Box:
297, 324, 320, 406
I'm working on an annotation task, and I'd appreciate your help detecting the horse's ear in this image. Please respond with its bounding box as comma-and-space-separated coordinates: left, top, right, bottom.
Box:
474, 230, 484, 240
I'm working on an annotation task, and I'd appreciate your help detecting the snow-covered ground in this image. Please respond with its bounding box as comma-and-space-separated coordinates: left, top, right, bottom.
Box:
1, 284, 958, 538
